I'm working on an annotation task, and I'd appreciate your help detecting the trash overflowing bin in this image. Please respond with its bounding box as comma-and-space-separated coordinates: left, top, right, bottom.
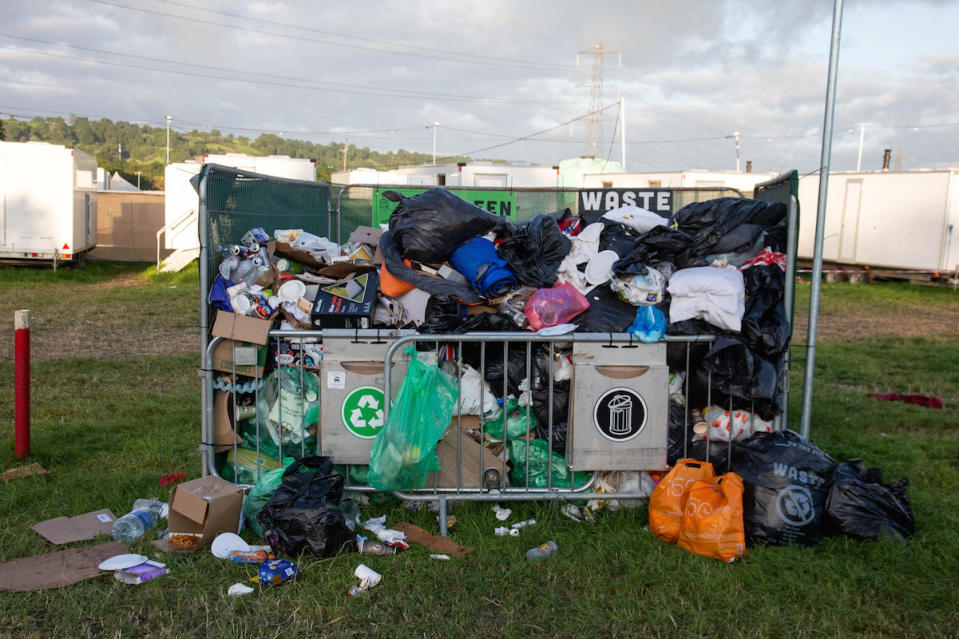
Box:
199, 165, 800, 505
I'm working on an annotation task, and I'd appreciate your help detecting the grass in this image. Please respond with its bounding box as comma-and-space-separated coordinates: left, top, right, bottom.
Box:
1, 268, 959, 637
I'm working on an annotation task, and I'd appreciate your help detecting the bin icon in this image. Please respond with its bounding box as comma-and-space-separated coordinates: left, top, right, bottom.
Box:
608, 394, 633, 435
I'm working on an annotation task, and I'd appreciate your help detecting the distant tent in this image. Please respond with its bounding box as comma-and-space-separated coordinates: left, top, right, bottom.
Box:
109, 171, 140, 192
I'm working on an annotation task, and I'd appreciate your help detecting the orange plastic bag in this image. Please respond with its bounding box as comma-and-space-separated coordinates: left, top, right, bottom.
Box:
649, 458, 715, 543
677, 472, 746, 563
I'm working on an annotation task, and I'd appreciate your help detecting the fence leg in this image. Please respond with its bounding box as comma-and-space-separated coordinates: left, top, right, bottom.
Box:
438, 495, 449, 538
15, 310, 31, 459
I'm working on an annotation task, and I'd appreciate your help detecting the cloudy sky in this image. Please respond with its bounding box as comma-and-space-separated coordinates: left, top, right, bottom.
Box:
2, 0, 956, 174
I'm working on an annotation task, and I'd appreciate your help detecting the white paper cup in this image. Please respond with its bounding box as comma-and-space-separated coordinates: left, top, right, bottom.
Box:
354, 563, 382, 589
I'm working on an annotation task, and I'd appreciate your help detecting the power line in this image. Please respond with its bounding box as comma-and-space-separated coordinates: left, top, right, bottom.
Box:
458, 103, 620, 156
0, 34, 562, 105
88, 0, 575, 72
151, 0, 576, 71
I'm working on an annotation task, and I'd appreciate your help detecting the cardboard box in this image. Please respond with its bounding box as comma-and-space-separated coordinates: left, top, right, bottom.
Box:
210, 311, 274, 378
310, 270, 380, 329
348, 226, 384, 246
155, 476, 244, 552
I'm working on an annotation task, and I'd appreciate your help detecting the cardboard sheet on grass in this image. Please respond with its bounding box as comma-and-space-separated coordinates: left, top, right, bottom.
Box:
0, 463, 49, 482
153, 476, 244, 552
393, 523, 473, 558
0, 541, 126, 592
32, 509, 117, 545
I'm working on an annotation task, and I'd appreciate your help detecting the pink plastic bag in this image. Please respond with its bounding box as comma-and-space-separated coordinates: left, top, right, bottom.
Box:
524, 282, 590, 330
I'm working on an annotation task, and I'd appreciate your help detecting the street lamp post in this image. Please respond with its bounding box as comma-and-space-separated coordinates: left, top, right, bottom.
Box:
432, 122, 439, 165
725, 131, 742, 172
165, 115, 172, 164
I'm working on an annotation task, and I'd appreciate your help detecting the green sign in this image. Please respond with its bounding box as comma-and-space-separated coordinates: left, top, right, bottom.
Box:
341, 386, 386, 439
372, 188, 517, 226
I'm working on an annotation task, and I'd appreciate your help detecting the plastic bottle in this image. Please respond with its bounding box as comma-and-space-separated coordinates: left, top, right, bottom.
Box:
525, 540, 558, 561
112, 499, 165, 543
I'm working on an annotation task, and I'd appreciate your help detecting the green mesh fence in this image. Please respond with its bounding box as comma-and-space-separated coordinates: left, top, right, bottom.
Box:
202, 164, 332, 289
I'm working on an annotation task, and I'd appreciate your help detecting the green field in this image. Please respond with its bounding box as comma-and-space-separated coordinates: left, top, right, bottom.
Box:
1, 265, 958, 638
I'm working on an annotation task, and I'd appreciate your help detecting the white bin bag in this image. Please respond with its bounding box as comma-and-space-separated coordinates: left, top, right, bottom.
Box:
667, 266, 745, 332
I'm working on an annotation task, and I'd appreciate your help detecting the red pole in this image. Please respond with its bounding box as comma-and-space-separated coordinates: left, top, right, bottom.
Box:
15, 309, 30, 459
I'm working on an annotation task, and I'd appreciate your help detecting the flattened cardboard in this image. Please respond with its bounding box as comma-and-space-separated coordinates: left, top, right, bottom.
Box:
159, 476, 244, 551
314, 261, 376, 279
274, 241, 327, 269
0, 463, 49, 482
393, 522, 473, 558
348, 226, 384, 246
211, 341, 268, 378
32, 509, 117, 545
0, 541, 126, 592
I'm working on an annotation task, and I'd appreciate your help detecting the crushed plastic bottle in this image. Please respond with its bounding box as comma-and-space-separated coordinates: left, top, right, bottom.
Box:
112, 499, 165, 544
525, 540, 558, 562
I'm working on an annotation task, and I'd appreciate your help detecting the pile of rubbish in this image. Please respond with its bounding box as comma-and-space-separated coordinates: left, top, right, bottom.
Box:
208, 189, 794, 488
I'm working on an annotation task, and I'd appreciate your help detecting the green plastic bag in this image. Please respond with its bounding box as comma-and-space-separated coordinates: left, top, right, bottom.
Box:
367, 347, 459, 490
242, 456, 296, 538
483, 398, 537, 440
508, 439, 592, 489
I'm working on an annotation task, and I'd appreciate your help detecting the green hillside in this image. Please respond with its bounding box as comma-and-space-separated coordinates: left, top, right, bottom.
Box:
1, 116, 471, 189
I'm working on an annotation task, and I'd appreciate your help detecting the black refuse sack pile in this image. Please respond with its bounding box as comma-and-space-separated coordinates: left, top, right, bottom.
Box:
732, 431, 915, 546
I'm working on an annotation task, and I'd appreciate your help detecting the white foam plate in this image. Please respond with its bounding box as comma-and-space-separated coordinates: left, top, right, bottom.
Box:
98, 553, 148, 571
585, 250, 619, 285
210, 532, 252, 559
278, 279, 306, 303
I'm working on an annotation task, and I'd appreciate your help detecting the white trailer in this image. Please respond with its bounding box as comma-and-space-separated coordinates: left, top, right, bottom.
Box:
163, 154, 317, 251
797, 169, 959, 272
582, 169, 776, 192
0, 141, 98, 264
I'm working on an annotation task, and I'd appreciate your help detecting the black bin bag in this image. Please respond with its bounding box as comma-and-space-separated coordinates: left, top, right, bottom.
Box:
826, 459, 915, 541
386, 188, 514, 264
730, 431, 836, 546
497, 214, 571, 288
258, 456, 357, 558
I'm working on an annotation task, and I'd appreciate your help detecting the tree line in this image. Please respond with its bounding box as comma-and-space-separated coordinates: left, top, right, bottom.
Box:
1, 116, 472, 189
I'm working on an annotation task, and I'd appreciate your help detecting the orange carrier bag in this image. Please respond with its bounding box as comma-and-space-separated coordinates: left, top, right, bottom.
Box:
649, 459, 715, 543
677, 472, 746, 563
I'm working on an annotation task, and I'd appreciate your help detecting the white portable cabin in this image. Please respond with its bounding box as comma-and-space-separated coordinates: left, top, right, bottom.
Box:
338, 162, 561, 188
797, 169, 959, 271
581, 170, 776, 192
163, 154, 317, 251
0, 141, 97, 263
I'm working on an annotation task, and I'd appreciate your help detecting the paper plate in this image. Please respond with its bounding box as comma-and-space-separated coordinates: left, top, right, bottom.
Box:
211, 532, 252, 560
98, 553, 148, 571
277, 279, 307, 303
585, 250, 619, 285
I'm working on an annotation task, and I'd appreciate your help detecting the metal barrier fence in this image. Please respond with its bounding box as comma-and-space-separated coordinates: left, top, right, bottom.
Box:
199, 168, 799, 532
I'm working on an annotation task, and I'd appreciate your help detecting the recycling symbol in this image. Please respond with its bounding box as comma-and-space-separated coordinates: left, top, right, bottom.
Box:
341, 386, 386, 439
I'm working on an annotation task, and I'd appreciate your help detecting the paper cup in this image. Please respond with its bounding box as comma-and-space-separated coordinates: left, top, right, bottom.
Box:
354, 564, 382, 589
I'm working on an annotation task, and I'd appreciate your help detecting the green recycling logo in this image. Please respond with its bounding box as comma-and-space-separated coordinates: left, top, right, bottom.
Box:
341, 386, 386, 439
